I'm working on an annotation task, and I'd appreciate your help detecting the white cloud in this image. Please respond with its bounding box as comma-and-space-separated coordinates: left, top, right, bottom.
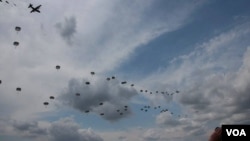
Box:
0, 117, 103, 141
49, 117, 103, 141
58, 76, 137, 122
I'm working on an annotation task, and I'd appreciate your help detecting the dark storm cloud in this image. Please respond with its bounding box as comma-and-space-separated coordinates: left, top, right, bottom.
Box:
49, 117, 103, 141
58, 76, 138, 122
55, 16, 77, 44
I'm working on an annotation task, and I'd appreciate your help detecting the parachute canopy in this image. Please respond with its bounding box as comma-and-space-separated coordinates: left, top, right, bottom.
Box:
15, 26, 21, 32
13, 41, 19, 46
43, 102, 49, 106
55, 65, 60, 70
16, 87, 21, 91
49, 96, 55, 99
121, 81, 127, 84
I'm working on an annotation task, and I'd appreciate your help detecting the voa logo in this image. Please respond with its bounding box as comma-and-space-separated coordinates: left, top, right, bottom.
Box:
226, 129, 246, 136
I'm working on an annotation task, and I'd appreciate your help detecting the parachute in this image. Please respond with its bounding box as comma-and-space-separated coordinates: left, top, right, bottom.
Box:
13, 41, 19, 48
16, 87, 21, 91
121, 81, 127, 84
55, 65, 60, 70
43, 102, 49, 107
49, 96, 55, 99
15, 26, 21, 33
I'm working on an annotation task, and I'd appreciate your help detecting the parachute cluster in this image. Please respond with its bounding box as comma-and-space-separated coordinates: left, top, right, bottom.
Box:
54, 70, 181, 118
1, 1, 21, 47
13, 27, 21, 48
0, 1, 185, 121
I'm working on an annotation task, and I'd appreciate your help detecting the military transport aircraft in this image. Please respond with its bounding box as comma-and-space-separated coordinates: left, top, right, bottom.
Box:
28, 4, 41, 13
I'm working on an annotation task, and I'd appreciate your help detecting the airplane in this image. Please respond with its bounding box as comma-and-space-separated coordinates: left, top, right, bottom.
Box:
28, 4, 41, 13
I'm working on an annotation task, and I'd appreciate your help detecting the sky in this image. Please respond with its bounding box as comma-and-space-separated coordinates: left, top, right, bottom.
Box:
1, 0, 250, 141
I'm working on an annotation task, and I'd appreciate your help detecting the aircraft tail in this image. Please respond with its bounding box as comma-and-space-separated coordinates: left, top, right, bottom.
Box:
28, 4, 32, 8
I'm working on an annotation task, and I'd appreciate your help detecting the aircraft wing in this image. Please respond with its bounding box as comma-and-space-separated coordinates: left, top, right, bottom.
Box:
36, 5, 42, 9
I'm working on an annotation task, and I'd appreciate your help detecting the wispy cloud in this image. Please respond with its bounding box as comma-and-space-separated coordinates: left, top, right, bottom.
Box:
55, 16, 77, 45
133, 21, 250, 140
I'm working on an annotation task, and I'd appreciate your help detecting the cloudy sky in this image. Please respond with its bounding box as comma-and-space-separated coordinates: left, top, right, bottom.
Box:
1, 0, 250, 141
